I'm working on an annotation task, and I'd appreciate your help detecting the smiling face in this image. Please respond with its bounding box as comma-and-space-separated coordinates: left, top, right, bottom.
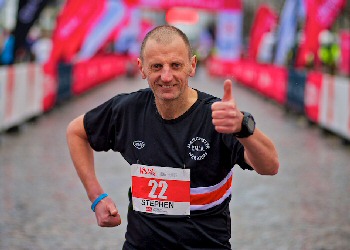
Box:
137, 34, 197, 103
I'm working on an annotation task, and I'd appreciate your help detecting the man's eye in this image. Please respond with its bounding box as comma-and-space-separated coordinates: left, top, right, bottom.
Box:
152, 64, 162, 70
172, 63, 181, 69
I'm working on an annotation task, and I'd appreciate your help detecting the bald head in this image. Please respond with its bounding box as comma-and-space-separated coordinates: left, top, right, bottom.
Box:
140, 25, 193, 61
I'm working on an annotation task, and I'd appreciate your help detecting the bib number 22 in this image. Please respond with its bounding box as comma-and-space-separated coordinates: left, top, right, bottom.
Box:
148, 180, 168, 199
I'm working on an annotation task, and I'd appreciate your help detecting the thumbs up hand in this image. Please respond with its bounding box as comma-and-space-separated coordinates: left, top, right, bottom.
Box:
211, 79, 243, 134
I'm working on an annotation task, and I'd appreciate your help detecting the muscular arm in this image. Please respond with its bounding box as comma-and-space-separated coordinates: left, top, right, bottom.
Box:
238, 128, 279, 175
66, 115, 121, 226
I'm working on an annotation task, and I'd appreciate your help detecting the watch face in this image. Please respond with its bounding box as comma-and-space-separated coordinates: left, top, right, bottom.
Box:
247, 117, 255, 133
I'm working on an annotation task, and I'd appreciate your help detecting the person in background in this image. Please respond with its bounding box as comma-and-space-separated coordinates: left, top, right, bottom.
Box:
318, 29, 340, 75
0, 30, 15, 65
66, 25, 279, 249
31, 29, 52, 64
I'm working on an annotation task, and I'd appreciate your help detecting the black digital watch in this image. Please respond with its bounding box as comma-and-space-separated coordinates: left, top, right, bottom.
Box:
234, 111, 255, 138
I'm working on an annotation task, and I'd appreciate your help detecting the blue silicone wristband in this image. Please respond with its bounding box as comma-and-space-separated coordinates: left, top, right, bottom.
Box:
91, 193, 108, 212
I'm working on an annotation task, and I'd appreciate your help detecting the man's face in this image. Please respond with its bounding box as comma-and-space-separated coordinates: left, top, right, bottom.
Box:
137, 36, 196, 102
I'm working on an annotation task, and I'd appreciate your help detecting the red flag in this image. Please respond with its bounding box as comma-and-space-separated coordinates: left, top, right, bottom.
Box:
62, 1, 105, 62
78, 0, 130, 61
44, 0, 105, 75
247, 5, 278, 61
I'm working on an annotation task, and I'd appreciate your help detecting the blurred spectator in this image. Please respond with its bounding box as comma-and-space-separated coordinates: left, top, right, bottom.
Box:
318, 29, 340, 75
31, 29, 52, 64
287, 31, 304, 67
195, 27, 214, 65
0, 30, 15, 65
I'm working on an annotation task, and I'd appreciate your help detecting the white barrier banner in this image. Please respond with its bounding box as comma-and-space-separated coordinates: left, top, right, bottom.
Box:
0, 67, 6, 131
319, 75, 350, 140
25, 64, 44, 119
0, 64, 44, 132
15, 64, 29, 125
2, 66, 23, 130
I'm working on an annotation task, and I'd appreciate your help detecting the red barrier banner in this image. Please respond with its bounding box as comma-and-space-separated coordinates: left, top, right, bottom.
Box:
339, 30, 350, 75
304, 71, 323, 122
42, 71, 57, 112
247, 5, 277, 60
231, 60, 244, 83
206, 59, 287, 105
238, 61, 285, 103
253, 64, 288, 104
296, 0, 346, 67
239, 61, 258, 89
271, 66, 288, 105
206, 57, 239, 78
72, 55, 128, 95
207, 57, 227, 77
255, 64, 270, 95
266, 65, 288, 105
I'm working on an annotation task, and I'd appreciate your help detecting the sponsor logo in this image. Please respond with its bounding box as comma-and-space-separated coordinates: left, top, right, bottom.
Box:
187, 137, 210, 161
140, 167, 156, 176
133, 140, 145, 149
146, 206, 152, 212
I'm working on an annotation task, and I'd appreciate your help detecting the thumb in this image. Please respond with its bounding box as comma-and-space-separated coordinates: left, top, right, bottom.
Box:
222, 79, 233, 102
108, 203, 118, 216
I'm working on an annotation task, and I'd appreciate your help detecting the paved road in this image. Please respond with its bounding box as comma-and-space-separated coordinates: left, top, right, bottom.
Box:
1, 68, 350, 250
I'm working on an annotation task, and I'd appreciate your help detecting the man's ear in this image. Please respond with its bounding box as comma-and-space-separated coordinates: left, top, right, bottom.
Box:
137, 58, 146, 79
189, 55, 197, 77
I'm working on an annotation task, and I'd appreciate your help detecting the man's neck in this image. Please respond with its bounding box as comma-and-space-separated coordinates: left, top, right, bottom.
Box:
155, 88, 198, 120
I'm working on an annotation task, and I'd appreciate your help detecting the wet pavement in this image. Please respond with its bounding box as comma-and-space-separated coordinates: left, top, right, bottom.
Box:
1, 68, 350, 250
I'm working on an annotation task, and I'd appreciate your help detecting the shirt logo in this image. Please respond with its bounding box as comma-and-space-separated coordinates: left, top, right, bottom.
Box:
133, 140, 145, 149
187, 137, 210, 161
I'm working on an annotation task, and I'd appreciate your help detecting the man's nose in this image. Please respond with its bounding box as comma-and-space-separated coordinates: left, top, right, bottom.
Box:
161, 65, 173, 82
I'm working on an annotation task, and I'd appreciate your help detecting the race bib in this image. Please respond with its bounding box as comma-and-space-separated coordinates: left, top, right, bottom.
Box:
131, 164, 190, 215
